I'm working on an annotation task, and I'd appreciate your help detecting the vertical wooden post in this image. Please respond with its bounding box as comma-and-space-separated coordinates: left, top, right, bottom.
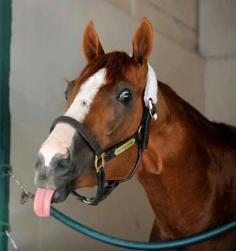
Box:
0, 0, 12, 250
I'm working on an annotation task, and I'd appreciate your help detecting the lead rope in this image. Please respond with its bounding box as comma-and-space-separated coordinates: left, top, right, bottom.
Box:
8, 171, 34, 204
4, 170, 236, 250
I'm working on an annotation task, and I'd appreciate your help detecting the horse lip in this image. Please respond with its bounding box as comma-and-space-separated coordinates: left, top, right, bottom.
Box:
51, 184, 72, 203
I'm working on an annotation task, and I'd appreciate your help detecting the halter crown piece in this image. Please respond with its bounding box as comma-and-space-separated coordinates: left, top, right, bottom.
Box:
50, 64, 158, 205
145, 64, 158, 106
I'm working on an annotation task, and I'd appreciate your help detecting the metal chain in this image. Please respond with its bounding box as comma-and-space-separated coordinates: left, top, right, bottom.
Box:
8, 171, 34, 204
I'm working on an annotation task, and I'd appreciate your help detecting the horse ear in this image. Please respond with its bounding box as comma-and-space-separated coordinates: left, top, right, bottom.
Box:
83, 21, 105, 62
132, 17, 153, 64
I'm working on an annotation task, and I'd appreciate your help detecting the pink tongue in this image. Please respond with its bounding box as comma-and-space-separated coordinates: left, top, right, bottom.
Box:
34, 188, 55, 217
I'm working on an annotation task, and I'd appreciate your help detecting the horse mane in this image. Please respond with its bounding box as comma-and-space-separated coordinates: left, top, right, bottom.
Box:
77, 51, 140, 85
159, 82, 236, 145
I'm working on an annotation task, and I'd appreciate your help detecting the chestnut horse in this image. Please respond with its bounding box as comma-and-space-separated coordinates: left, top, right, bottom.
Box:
34, 18, 236, 250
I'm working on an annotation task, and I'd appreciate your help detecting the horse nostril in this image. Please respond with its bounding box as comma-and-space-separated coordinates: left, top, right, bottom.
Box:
56, 159, 69, 169
55, 157, 70, 173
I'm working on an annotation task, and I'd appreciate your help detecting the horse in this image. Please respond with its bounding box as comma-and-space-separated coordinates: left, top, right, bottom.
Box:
33, 17, 236, 250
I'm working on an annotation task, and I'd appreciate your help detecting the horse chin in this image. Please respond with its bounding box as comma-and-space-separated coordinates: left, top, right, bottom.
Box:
50, 166, 97, 203
51, 183, 73, 203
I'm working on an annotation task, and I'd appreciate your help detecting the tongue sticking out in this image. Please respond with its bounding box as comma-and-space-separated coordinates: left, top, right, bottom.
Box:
34, 188, 55, 217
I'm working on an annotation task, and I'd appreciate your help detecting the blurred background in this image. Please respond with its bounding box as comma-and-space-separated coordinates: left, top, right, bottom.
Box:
9, 0, 236, 250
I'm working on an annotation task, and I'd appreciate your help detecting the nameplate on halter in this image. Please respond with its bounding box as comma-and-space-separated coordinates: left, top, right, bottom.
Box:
114, 138, 136, 156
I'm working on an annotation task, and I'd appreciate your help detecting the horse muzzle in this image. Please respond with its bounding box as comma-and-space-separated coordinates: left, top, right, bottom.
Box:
34, 152, 75, 204
34, 153, 75, 217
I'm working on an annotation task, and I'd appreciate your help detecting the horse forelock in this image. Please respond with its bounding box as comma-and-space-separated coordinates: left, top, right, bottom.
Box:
65, 51, 142, 116
77, 51, 140, 87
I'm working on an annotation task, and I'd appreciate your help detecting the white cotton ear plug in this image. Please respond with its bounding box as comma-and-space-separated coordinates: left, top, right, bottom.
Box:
144, 64, 158, 107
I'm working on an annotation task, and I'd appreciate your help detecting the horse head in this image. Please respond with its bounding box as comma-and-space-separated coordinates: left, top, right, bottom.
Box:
34, 17, 155, 216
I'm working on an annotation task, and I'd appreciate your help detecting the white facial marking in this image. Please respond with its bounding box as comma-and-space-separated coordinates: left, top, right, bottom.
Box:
38, 68, 106, 167
39, 124, 75, 167
65, 68, 106, 121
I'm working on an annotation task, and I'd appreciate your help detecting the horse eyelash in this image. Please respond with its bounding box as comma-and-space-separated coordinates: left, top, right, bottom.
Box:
64, 78, 71, 86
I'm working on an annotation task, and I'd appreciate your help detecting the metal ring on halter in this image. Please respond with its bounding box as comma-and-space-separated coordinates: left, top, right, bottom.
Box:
148, 99, 158, 120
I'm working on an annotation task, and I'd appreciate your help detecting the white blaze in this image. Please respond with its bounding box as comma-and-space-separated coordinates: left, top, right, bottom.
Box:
38, 68, 106, 167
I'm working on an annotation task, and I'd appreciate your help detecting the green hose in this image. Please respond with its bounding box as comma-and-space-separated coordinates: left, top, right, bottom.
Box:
51, 207, 236, 250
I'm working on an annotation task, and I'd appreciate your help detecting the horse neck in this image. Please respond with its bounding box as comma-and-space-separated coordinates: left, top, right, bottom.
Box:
137, 82, 213, 237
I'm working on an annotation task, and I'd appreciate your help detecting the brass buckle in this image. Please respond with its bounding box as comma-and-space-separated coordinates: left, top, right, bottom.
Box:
95, 153, 105, 173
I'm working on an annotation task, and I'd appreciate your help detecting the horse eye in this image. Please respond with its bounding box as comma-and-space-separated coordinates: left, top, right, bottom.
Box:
117, 88, 132, 104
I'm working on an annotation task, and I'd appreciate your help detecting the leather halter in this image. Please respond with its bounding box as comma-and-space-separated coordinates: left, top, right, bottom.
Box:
50, 99, 157, 205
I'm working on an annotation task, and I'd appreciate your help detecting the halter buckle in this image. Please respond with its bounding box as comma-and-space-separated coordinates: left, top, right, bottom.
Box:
95, 153, 105, 173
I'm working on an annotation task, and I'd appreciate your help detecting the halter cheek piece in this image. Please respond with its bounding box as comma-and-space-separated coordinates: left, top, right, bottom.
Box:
50, 64, 158, 205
